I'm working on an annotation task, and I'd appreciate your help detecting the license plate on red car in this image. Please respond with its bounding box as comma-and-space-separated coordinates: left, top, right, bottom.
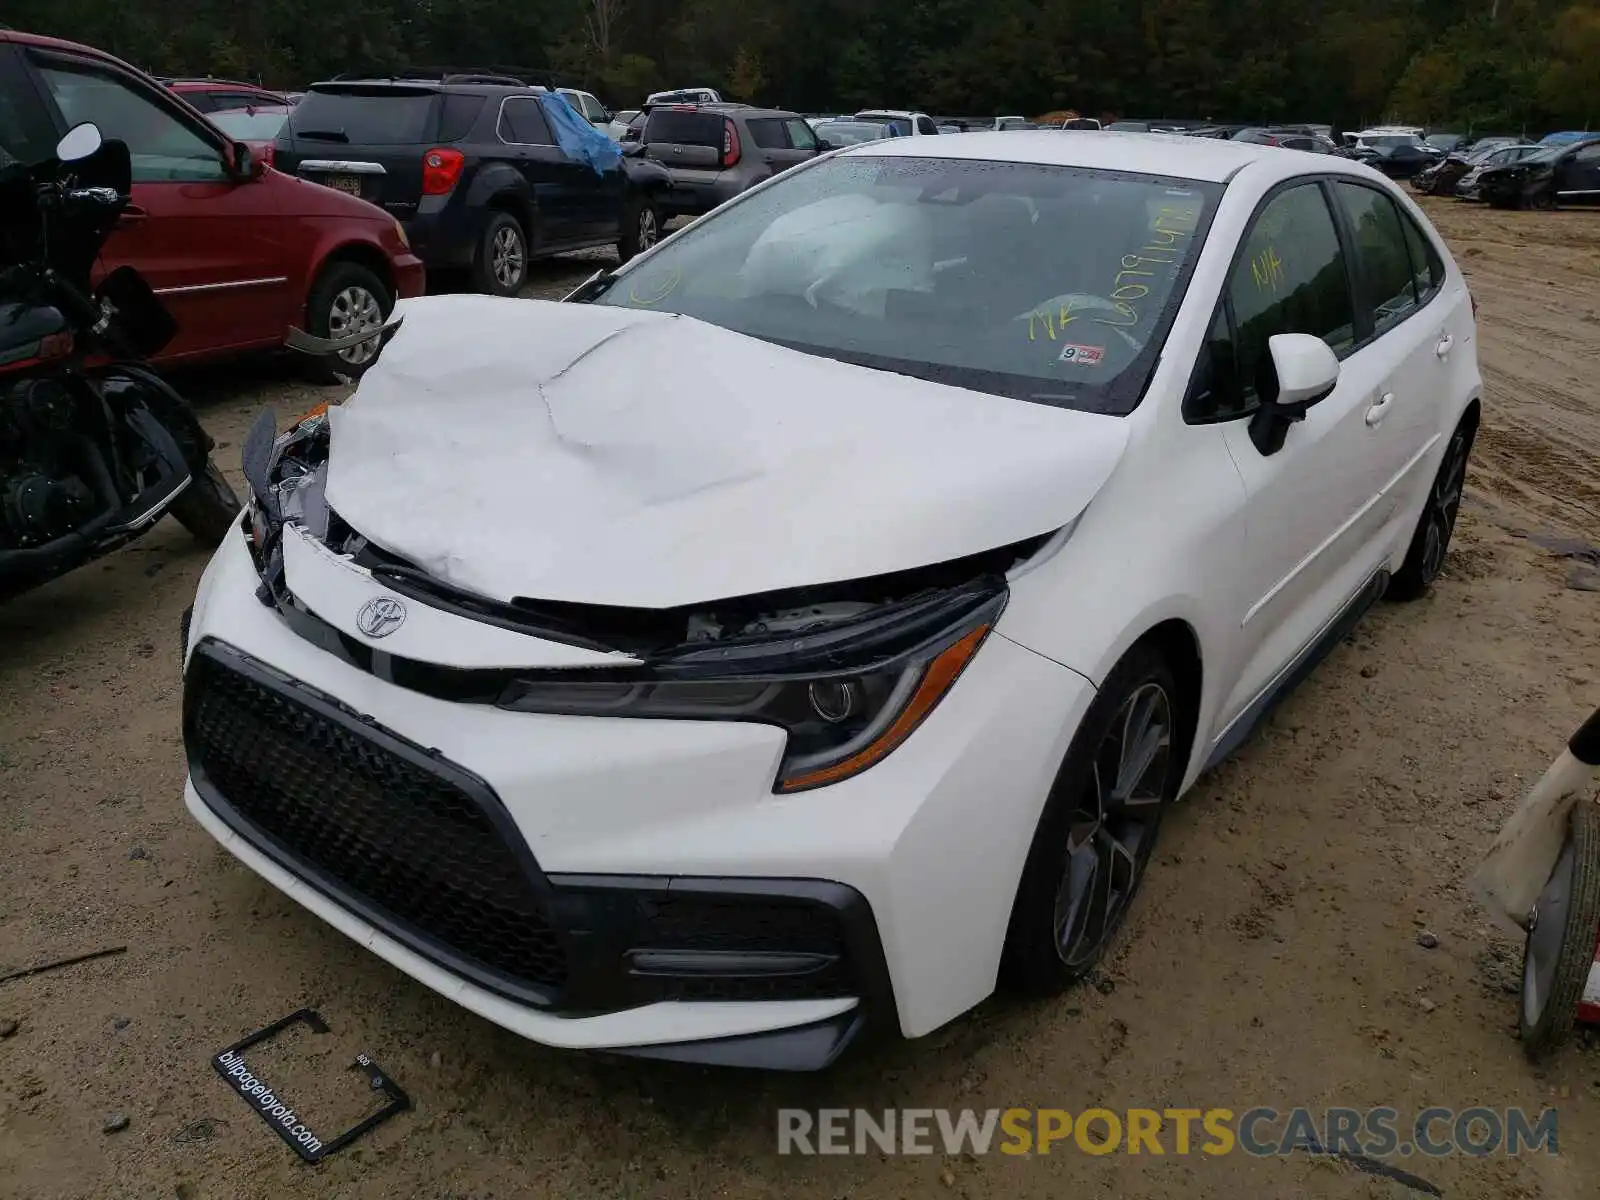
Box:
322, 174, 364, 197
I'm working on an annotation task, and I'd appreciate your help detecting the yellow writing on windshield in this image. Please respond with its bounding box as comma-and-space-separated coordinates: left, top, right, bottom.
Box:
1028, 298, 1087, 341
1093, 205, 1198, 330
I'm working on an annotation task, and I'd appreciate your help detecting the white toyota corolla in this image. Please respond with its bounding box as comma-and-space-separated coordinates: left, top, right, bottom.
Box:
182, 132, 1480, 1069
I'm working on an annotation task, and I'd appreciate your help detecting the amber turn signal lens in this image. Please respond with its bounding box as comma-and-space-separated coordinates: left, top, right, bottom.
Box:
776, 623, 991, 793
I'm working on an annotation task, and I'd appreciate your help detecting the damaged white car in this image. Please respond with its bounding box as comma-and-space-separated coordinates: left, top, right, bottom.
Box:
182, 132, 1481, 1069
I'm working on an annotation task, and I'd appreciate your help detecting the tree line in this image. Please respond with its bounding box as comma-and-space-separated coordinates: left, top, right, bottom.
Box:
4, 0, 1597, 133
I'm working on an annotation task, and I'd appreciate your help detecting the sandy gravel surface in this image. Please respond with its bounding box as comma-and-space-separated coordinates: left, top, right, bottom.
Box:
3, 208, 1600, 1199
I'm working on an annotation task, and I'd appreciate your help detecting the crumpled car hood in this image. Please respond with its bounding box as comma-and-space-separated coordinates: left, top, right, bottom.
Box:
323, 295, 1131, 608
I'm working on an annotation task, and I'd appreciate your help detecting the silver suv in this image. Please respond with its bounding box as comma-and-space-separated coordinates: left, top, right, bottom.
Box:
641, 103, 823, 218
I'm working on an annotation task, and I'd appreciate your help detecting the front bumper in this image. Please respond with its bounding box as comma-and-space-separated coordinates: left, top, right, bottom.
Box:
183, 529, 1093, 1065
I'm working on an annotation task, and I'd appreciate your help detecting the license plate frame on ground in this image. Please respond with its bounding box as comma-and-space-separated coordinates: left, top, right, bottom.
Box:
211, 1008, 409, 1164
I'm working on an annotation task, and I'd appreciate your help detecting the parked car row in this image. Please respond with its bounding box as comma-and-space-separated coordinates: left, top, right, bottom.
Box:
1414, 135, 1600, 209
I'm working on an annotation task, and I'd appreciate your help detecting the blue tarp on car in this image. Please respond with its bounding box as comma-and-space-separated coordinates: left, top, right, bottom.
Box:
540, 92, 622, 175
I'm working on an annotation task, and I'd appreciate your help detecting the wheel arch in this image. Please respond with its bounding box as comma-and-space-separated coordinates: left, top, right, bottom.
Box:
1074, 600, 1219, 794
1139, 618, 1204, 788
465, 164, 537, 242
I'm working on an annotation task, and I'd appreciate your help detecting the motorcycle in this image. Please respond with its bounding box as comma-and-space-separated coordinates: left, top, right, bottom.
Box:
0, 122, 241, 602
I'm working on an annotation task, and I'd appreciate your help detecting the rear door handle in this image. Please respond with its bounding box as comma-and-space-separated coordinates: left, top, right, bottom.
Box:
1366, 392, 1396, 428
1435, 333, 1454, 359
116, 204, 149, 227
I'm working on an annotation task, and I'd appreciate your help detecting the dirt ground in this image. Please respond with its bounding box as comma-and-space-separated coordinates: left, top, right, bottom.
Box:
4, 200, 1600, 1200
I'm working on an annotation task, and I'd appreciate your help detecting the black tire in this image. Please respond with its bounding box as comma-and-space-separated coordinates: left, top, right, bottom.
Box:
1386, 416, 1475, 601
617, 195, 663, 263
474, 211, 529, 296
170, 460, 241, 548
304, 261, 393, 384
1001, 644, 1183, 994
1520, 801, 1600, 1061
1528, 188, 1557, 212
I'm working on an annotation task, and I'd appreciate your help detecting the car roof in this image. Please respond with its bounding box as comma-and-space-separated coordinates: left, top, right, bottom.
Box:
836, 129, 1317, 183
856, 109, 924, 119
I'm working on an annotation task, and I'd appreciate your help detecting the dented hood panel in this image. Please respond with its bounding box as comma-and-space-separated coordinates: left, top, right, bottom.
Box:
323, 295, 1131, 608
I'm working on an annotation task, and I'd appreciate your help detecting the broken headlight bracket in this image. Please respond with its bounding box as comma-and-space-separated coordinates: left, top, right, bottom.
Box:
211, 1008, 409, 1164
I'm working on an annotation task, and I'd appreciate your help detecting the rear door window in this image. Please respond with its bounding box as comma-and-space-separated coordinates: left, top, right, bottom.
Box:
498, 96, 553, 146
291, 89, 437, 145
645, 110, 721, 147
746, 118, 787, 150
916, 116, 938, 135
1397, 209, 1444, 304
1333, 181, 1420, 335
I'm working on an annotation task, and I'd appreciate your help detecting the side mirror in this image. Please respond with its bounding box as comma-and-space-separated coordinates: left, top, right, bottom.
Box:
1248, 333, 1340, 456
230, 141, 264, 181
816, 138, 834, 152
56, 122, 103, 163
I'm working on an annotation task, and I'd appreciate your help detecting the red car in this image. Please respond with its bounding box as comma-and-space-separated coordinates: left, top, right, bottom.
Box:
207, 104, 292, 170
0, 33, 424, 376
162, 78, 290, 113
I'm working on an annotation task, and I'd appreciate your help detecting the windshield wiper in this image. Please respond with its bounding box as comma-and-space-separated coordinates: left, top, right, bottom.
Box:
294, 128, 349, 142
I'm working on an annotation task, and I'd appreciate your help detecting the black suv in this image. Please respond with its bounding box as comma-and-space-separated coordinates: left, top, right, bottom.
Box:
274, 73, 672, 295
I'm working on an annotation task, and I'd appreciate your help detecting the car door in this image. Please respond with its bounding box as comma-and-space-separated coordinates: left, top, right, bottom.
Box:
1192, 180, 1396, 731
496, 94, 594, 247
29, 52, 287, 360
1556, 142, 1600, 200
1331, 181, 1462, 535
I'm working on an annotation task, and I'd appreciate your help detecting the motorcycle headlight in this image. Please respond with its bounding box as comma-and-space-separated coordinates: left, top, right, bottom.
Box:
500, 588, 1002, 792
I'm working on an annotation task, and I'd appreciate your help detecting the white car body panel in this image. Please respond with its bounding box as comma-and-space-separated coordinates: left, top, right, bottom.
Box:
183, 132, 1481, 1061
324, 296, 1131, 608
187, 531, 1095, 1039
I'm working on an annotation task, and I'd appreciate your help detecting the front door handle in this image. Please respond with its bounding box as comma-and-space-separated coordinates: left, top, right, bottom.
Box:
116, 204, 149, 227
1366, 392, 1395, 428
1435, 333, 1454, 359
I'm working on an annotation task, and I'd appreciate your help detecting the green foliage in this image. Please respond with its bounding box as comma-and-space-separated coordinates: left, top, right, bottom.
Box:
6, 0, 1597, 129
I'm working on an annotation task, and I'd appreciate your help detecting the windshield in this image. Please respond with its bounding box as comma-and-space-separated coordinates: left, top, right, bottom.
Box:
817, 121, 896, 145
590, 155, 1219, 413
1368, 135, 1421, 148
209, 108, 291, 140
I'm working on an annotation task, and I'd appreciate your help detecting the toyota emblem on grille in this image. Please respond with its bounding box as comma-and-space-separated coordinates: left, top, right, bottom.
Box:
356, 596, 407, 638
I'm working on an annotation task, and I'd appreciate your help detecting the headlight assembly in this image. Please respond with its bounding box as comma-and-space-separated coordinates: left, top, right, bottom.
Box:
500, 585, 1003, 792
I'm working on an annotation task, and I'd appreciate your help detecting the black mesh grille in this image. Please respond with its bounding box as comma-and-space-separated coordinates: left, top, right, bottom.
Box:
185, 647, 567, 997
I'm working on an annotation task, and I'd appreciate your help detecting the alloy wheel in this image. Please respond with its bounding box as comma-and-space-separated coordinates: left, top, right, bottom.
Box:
638, 207, 659, 251
1420, 428, 1468, 582
1054, 682, 1174, 968
327, 285, 385, 366
492, 225, 526, 290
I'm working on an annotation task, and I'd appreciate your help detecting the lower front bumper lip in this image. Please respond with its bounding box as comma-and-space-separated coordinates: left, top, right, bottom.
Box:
185, 778, 863, 1063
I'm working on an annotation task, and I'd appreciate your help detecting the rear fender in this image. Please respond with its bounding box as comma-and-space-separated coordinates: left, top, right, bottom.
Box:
463, 164, 536, 236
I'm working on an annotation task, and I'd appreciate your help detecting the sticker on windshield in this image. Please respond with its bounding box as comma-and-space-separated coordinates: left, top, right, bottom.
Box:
1058, 343, 1105, 366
